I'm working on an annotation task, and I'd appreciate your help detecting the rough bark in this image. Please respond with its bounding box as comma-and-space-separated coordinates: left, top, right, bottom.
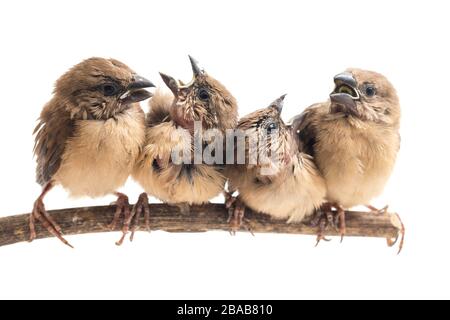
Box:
0, 204, 404, 248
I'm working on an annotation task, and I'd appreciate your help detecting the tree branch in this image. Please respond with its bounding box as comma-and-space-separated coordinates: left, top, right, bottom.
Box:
0, 204, 404, 249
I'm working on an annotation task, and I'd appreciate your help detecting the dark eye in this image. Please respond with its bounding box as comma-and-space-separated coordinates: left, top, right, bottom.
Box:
365, 86, 376, 97
198, 89, 210, 101
100, 83, 120, 96
267, 122, 278, 133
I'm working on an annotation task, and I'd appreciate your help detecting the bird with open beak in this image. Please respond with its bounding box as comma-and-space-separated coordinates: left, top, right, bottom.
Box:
291, 69, 401, 243
129, 56, 238, 241
33, 57, 154, 246
226, 95, 326, 232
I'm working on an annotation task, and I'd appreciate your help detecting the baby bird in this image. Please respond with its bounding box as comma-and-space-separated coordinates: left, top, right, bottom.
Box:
33, 57, 154, 246
291, 69, 401, 240
130, 56, 238, 239
226, 95, 326, 232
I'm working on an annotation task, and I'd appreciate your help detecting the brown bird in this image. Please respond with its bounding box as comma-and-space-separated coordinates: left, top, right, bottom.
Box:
291, 69, 401, 241
33, 57, 154, 246
130, 56, 238, 239
226, 95, 326, 232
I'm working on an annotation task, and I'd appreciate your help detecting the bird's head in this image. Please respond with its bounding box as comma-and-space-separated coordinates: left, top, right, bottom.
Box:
55, 57, 154, 120
329, 68, 400, 126
159, 56, 238, 132
238, 94, 293, 170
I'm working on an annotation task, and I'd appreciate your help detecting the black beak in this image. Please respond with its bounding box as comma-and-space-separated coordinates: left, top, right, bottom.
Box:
188, 55, 204, 77
129, 75, 155, 90
120, 75, 155, 104
159, 72, 179, 96
270, 94, 287, 114
330, 72, 359, 110
158, 56, 203, 98
334, 72, 357, 88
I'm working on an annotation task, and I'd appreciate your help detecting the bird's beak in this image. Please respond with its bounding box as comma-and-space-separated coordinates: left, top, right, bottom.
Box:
159, 56, 204, 98
159, 72, 180, 96
330, 72, 359, 110
120, 75, 155, 104
270, 94, 287, 114
188, 55, 205, 77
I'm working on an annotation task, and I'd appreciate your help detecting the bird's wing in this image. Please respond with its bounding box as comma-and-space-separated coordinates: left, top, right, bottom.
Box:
289, 102, 327, 157
33, 101, 75, 186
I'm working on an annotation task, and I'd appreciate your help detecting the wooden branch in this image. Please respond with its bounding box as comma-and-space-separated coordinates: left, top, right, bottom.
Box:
0, 204, 404, 249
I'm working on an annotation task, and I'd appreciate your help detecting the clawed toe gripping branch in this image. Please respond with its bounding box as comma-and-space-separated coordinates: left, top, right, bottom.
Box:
0, 204, 404, 253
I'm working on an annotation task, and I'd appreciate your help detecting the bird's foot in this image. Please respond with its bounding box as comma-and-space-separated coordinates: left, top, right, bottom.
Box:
129, 193, 151, 242
310, 202, 346, 245
310, 205, 334, 246
29, 198, 73, 248
365, 204, 389, 215
224, 191, 237, 210
366, 204, 405, 253
387, 213, 405, 255
109, 192, 132, 246
366, 204, 404, 253
333, 203, 346, 242
227, 197, 253, 236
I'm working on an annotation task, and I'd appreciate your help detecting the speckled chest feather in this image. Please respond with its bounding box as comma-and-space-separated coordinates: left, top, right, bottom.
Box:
227, 154, 326, 223
132, 120, 226, 205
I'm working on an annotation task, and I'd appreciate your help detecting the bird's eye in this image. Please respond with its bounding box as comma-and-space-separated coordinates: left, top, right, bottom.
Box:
267, 122, 278, 133
365, 86, 376, 97
198, 89, 210, 101
100, 83, 120, 96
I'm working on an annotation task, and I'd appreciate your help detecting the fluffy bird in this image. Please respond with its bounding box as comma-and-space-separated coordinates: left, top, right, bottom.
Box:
33, 57, 154, 246
291, 69, 401, 240
130, 56, 238, 238
226, 95, 326, 231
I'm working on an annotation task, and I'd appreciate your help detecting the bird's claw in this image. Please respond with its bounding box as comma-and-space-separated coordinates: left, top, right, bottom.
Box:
129, 193, 151, 242
224, 191, 237, 210
311, 203, 346, 245
311, 208, 333, 246
366, 205, 405, 254
29, 198, 73, 248
109, 192, 132, 246
315, 235, 332, 247
365, 204, 389, 215
332, 203, 346, 242
387, 213, 405, 255
227, 197, 253, 236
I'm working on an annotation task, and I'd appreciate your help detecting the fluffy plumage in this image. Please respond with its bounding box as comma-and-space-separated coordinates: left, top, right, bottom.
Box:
133, 90, 227, 205
53, 107, 145, 197
226, 95, 326, 226
131, 57, 238, 236
291, 68, 400, 237
159, 56, 238, 132
32, 57, 154, 246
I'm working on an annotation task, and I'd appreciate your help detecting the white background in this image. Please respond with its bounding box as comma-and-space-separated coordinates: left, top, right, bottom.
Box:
0, 0, 449, 299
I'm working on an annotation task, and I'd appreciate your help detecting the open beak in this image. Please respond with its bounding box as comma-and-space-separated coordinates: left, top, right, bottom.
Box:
120, 75, 155, 104
330, 72, 359, 110
159, 56, 205, 98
